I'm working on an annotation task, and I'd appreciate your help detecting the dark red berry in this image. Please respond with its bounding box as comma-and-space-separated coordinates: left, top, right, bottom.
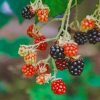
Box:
36, 63, 51, 75
55, 59, 69, 70
34, 35, 48, 50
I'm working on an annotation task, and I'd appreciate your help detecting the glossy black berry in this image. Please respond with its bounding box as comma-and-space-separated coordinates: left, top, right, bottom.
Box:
55, 59, 69, 70
68, 59, 84, 76
74, 32, 88, 45
22, 5, 34, 19
87, 28, 100, 44
50, 45, 65, 59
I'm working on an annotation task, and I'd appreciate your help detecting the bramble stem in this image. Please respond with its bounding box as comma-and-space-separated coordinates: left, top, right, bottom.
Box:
52, 58, 57, 77
27, 37, 56, 49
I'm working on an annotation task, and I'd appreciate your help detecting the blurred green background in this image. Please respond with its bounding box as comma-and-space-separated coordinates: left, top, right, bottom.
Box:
0, 0, 100, 100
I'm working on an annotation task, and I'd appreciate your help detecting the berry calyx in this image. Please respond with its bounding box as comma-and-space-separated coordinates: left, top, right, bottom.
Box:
21, 64, 36, 77
63, 42, 78, 57
36, 74, 46, 84
51, 79, 66, 95
74, 32, 88, 45
68, 58, 84, 76
22, 5, 35, 19
55, 59, 69, 70
34, 35, 48, 50
18, 45, 28, 57
50, 44, 65, 59
27, 24, 39, 38
36, 62, 51, 75
36, 74, 51, 84
87, 28, 100, 44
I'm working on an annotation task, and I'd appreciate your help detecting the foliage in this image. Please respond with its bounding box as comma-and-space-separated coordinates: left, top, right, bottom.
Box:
0, 37, 32, 57
0, 12, 12, 28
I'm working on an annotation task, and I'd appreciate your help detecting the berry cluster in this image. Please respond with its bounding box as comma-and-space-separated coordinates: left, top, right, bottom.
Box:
18, 0, 100, 95
50, 40, 84, 76
22, 1, 50, 22
74, 16, 100, 45
27, 24, 48, 51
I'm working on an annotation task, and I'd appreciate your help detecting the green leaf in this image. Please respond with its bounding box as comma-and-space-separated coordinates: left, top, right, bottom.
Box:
0, 82, 8, 93
32, 0, 84, 18
7, 0, 30, 23
81, 57, 94, 77
0, 36, 32, 58
0, 13, 12, 28
28, 84, 67, 100
0, 1, 4, 6
84, 74, 100, 87
32, 0, 68, 17
34, 16, 39, 24
7, 0, 84, 22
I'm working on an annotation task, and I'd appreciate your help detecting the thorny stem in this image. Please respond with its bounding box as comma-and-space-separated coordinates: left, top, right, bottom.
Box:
27, 37, 56, 49
65, 0, 73, 31
45, 55, 51, 62
56, 0, 73, 39
28, 0, 73, 49
22, 0, 74, 77
52, 58, 57, 78
92, 0, 100, 28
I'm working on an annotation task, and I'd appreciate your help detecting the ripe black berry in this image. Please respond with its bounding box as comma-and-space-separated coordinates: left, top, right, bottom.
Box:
22, 5, 35, 19
68, 58, 84, 76
55, 59, 69, 70
50, 44, 65, 59
74, 32, 88, 45
87, 28, 100, 44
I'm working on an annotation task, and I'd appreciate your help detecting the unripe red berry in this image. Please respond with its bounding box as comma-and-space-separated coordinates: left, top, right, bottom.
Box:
51, 79, 66, 95
21, 64, 36, 77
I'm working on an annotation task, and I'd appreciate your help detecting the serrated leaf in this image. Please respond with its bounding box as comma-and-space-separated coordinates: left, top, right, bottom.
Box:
7, 0, 30, 23
0, 13, 12, 28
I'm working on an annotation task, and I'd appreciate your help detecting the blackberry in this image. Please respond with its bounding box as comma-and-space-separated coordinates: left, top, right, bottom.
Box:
68, 58, 84, 76
22, 5, 35, 19
74, 32, 88, 45
55, 59, 69, 70
87, 28, 100, 44
50, 44, 65, 59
